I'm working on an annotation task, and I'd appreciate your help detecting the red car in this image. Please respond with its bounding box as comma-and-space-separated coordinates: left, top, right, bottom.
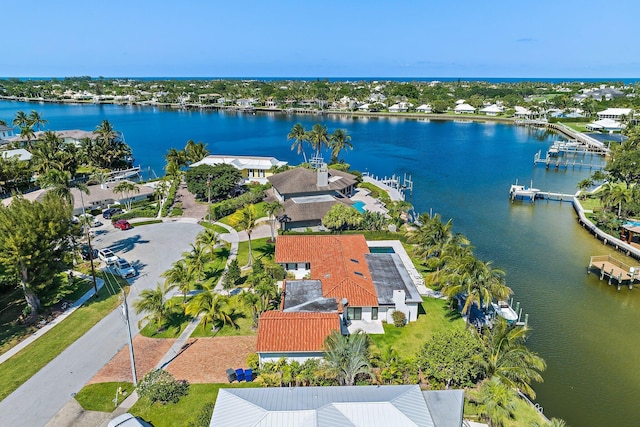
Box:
113, 219, 132, 230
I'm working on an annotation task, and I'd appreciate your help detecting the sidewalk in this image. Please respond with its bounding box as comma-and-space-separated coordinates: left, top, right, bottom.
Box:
0, 271, 104, 366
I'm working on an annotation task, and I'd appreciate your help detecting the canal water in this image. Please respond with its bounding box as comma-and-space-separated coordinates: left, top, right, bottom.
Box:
1, 101, 638, 426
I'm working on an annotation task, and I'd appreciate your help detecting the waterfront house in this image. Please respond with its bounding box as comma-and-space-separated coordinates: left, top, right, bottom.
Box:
190, 155, 287, 185
357, 103, 371, 112
5, 129, 100, 147
416, 104, 432, 113
479, 104, 503, 116
210, 386, 465, 427
268, 165, 357, 231
388, 102, 409, 113
597, 108, 633, 121
454, 103, 476, 114
513, 106, 533, 118
586, 118, 625, 132
0, 125, 15, 141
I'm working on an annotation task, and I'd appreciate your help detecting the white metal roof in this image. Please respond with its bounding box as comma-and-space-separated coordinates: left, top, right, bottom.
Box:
190, 155, 287, 170
1, 148, 32, 161
210, 386, 465, 427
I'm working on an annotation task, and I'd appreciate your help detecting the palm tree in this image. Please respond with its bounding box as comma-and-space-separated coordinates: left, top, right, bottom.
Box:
596, 182, 633, 217
229, 204, 258, 267
328, 128, 352, 163
185, 290, 237, 333
288, 123, 309, 161
323, 330, 372, 386
476, 376, 518, 427
480, 318, 546, 399
133, 282, 178, 332
38, 169, 75, 205
162, 259, 196, 302
307, 123, 329, 164
28, 110, 47, 131
183, 242, 211, 283
113, 181, 140, 211
240, 290, 260, 327
442, 254, 511, 321
196, 228, 220, 256
93, 120, 131, 168
184, 140, 209, 164
263, 201, 282, 242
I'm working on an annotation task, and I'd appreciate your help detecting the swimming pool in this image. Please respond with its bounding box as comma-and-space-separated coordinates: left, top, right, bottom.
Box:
625, 220, 640, 227
352, 200, 366, 213
369, 246, 395, 254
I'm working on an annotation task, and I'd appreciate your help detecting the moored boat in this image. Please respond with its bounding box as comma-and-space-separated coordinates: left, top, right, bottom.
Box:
491, 300, 519, 323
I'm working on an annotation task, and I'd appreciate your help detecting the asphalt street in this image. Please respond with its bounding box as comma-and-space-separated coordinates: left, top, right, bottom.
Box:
0, 221, 202, 427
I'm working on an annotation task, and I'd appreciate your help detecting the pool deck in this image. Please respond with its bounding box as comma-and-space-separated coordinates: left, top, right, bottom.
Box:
351, 188, 389, 215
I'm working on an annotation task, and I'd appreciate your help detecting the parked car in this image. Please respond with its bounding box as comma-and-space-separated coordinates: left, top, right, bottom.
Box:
108, 413, 151, 427
102, 207, 123, 219
97, 248, 119, 265
79, 213, 102, 227
79, 244, 98, 261
113, 219, 132, 230
113, 258, 136, 279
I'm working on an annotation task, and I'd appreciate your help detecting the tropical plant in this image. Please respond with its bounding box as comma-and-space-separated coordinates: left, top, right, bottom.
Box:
476, 376, 518, 427
196, 228, 220, 256
137, 369, 189, 405
184, 140, 209, 164
113, 181, 140, 211
133, 282, 179, 332
307, 123, 330, 163
323, 330, 372, 386
328, 128, 352, 163
322, 203, 362, 232
162, 259, 196, 302
183, 243, 211, 283
479, 318, 546, 399
185, 290, 237, 332
288, 123, 309, 160
263, 201, 282, 242
229, 204, 258, 267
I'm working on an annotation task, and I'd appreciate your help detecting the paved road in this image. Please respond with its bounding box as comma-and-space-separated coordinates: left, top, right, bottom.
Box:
0, 221, 202, 427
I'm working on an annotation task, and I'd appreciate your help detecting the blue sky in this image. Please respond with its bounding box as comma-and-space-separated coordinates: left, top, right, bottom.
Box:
3, 0, 639, 78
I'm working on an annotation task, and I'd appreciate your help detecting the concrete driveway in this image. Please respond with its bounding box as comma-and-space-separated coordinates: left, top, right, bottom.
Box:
0, 221, 202, 427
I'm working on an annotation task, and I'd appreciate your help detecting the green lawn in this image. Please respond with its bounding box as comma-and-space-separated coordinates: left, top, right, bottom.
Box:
218, 201, 268, 226
130, 383, 259, 427
236, 238, 274, 268
201, 222, 231, 235
0, 284, 128, 401
0, 275, 94, 355
559, 121, 590, 132
369, 297, 465, 359
577, 196, 602, 212
190, 298, 256, 338
75, 382, 136, 412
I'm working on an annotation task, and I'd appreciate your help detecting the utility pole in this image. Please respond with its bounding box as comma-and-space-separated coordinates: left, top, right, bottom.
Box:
121, 289, 138, 386
79, 191, 98, 296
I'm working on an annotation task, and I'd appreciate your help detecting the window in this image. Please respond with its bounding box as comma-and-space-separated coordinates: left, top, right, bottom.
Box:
347, 307, 362, 321
305, 263, 311, 270
371, 307, 378, 320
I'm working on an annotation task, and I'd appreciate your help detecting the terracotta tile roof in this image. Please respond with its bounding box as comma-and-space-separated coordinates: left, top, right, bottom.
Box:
275, 235, 379, 307
256, 311, 340, 353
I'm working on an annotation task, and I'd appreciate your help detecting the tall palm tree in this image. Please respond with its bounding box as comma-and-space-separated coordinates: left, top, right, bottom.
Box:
323, 330, 372, 386
196, 228, 220, 256
162, 259, 196, 302
263, 201, 282, 242
307, 123, 329, 164
183, 242, 211, 283
132, 282, 178, 332
185, 290, 236, 333
229, 204, 258, 267
480, 318, 546, 399
288, 123, 308, 161
240, 290, 260, 327
113, 181, 140, 210
184, 140, 209, 164
328, 128, 352, 163
28, 110, 47, 131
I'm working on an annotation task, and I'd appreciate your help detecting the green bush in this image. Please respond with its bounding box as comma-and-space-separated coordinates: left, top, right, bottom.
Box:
137, 369, 189, 405
187, 402, 215, 427
391, 310, 406, 327
161, 178, 180, 217
246, 353, 259, 370
211, 188, 266, 220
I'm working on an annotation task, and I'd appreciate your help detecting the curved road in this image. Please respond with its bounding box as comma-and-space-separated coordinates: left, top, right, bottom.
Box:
0, 221, 202, 427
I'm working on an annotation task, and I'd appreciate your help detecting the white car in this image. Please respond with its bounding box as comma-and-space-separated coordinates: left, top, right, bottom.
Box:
108, 413, 151, 427
98, 248, 119, 265
114, 258, 137, 279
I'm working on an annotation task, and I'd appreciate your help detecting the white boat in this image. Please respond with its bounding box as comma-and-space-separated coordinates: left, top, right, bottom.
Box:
492, 300, 518, 323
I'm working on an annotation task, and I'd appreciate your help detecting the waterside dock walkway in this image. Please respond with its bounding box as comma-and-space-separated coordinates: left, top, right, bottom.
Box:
362, 174, 407, 201
588, 255, 640, 290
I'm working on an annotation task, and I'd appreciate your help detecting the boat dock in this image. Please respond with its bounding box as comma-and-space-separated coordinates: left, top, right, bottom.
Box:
533, 150, 604, 171
106, 165, 142, 182
509, 181, 574, 203
588, 255, 640, 290
362, 172, 413, 201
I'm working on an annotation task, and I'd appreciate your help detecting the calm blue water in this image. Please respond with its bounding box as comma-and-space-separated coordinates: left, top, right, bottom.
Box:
2, 100, 639, 427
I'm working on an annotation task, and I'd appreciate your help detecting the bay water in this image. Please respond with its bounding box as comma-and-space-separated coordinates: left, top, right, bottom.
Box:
1, 101, 639, 426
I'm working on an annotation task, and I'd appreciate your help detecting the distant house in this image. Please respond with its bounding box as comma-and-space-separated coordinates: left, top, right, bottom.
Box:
388, 102, 409, 113
5, 129, 100, 147
267, 165, 357, 230
479, 104, 503, 116
1, 148, 32, 162
513, 106, 533, 118
597, 108, 633, 121
454, 103, 475, 114
357, 103, 371, 112
416, 104, 432, 113
190, 155, 287, 185
210, 386, 465, 427
586, 118, 625, 132
69, 181, 154, 215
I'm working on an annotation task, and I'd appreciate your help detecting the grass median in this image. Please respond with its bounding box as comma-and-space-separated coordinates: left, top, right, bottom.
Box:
0, 284, 127, 401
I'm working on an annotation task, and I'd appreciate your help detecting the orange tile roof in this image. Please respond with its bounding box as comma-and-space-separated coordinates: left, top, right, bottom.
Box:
256, 311, 340, 353
275, 235, 378, 307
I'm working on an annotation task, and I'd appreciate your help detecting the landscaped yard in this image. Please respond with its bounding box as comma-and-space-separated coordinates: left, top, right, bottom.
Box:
236, 238, 274, 269
369, 297, 464, 358
130, 383, 259, 427
0, 283, 129, 401
75, 382, 136, 412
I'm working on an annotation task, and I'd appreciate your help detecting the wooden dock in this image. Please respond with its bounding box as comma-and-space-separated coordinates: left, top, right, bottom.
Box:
533, 150, 604, 170
588, 255, 640, 290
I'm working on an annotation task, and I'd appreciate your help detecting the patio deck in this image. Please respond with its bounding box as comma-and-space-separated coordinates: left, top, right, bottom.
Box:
588, 255, 640, 290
